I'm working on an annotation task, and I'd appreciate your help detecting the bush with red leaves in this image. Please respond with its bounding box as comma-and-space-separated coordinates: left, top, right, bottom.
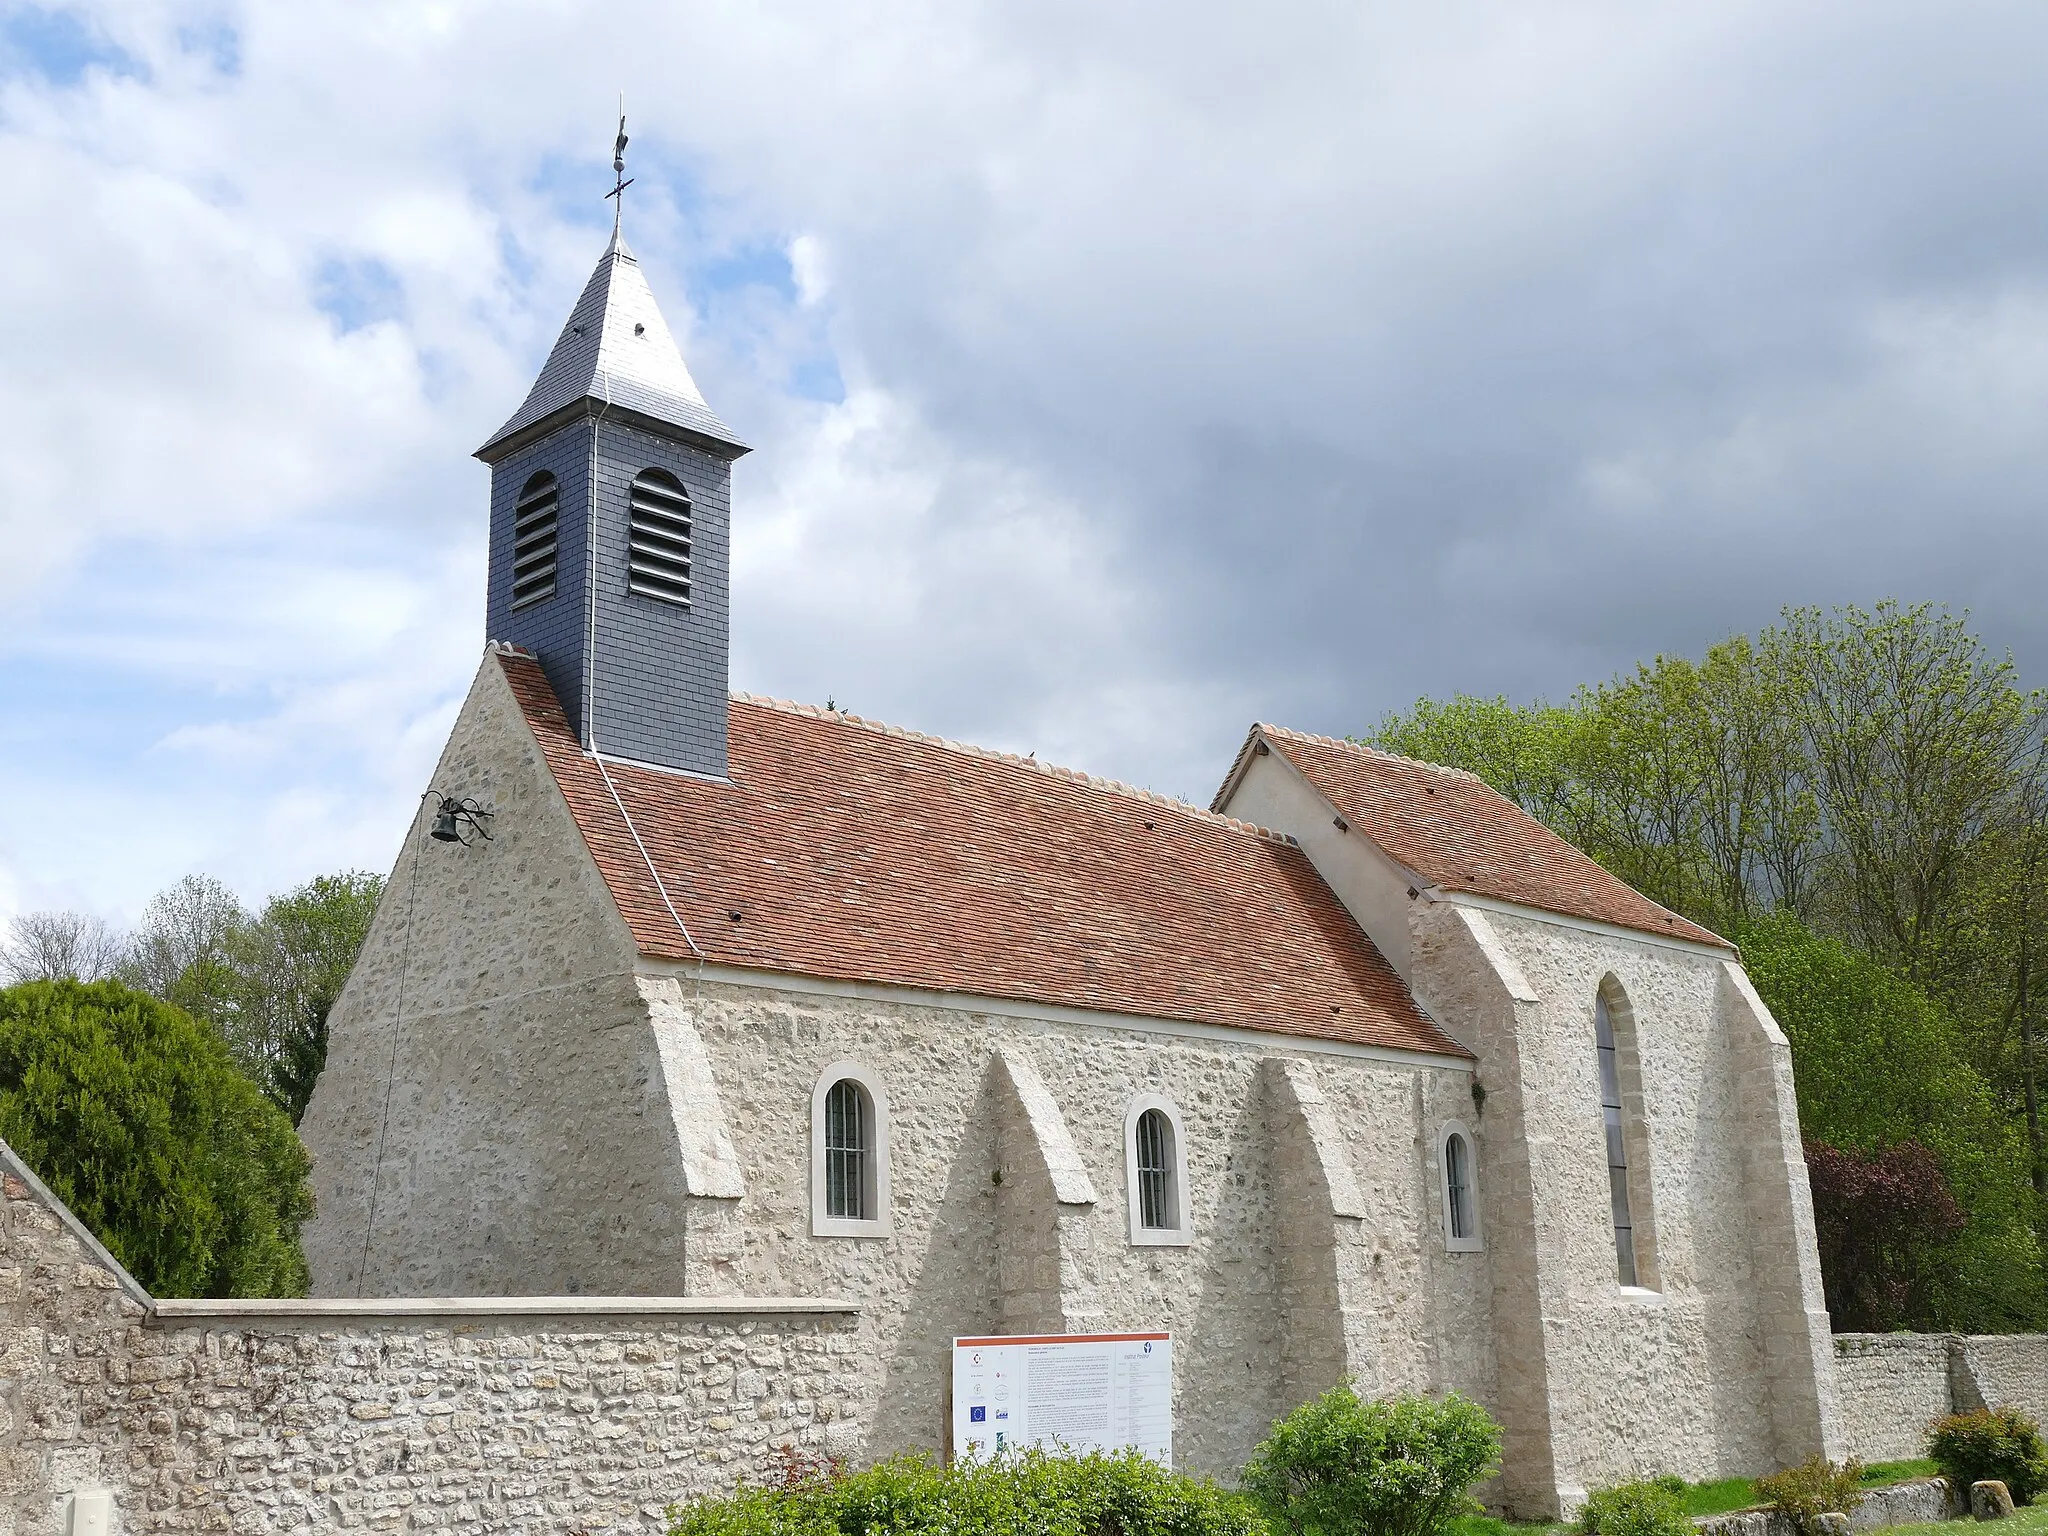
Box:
1805, 1139, 1967, 1331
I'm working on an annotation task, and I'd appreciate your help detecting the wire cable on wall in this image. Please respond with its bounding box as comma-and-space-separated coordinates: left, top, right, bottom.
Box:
355, 791, 432, 1297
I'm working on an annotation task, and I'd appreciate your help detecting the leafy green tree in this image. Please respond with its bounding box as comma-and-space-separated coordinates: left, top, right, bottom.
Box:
118, 872, 248, 1021
118, 869, 383, 1124
217, 872, 382, 1124
0, 979, 312, 1297
1737, 914, 2045, 1330
1782, 602, 2043, 984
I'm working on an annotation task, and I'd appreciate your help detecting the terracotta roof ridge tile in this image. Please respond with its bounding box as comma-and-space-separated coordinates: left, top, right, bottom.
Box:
1256, 721, 1486, 784
730, 691, 1302, 847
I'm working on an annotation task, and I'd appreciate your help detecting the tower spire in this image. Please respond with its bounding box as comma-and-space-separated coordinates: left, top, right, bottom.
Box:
606, 97, 632, 238
478, 129, 746, 780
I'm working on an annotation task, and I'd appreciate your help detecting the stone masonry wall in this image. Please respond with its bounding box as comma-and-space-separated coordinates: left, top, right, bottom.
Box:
673, 970, 1488, 1481
2, 1152, 861, 1536
1410, 903, 1840, 1515
1831, 1335, 1954, 1463
1832, 1333, 2048, 1463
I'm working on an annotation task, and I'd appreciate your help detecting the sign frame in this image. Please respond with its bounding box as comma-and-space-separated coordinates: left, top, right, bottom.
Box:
949, 1331, 1173, 1466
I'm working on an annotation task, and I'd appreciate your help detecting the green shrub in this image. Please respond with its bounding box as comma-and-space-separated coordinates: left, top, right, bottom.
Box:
0, 979, 313, 1297
1753, 1458, 1866, 1535
1575, 1479, 1691, 1536
1240, 1385, 1501, 1536
666, 1445, 1262, 1536
1928, 1407, 2048, 1506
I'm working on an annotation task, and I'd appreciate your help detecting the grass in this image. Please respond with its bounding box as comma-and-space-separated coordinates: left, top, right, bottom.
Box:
1862, 1459, 1942, 1487
1447, 1461, 1954, 1536
1448, 1515, 1566, 1536
1674, 1459, 1944, 1519
1876, 1503, 2048, 1536
1682, 1478, 1761, 1517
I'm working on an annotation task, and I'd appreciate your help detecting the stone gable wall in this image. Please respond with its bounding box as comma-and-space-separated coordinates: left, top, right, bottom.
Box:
1411, 903, 1840, 1513
2, 1159, 861, 1536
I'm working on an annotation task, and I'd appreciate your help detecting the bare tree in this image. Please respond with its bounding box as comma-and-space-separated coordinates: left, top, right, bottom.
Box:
0, 910, 127, 983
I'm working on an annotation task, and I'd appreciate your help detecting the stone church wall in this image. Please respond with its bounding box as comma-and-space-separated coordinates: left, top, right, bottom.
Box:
668, 966, 1491, 1479
2, 1150, 861, 1536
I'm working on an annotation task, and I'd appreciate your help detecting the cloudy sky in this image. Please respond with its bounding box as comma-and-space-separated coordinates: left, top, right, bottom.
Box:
3, 0, 2047, 925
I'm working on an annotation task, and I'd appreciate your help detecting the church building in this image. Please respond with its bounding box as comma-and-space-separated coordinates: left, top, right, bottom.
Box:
299, 220, 1845, 1517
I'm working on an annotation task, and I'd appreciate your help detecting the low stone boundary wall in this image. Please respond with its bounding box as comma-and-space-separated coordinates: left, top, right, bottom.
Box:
1695, 1477, 1953, 1536
1833, 1333, 2048, 1463
2, 1144, 862, 1536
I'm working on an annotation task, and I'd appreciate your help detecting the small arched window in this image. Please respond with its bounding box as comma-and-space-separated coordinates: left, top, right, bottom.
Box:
1438, 1120, 1482, 1251
1594, 985, 1659, 1289
1123, 1095, 1191, 1245
627, 468, 692, 606
810, 1061, 890, 1238
510, 471, 559, 608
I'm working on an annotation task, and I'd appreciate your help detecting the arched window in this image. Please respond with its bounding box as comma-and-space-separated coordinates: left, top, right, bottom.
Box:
627, 468, 692, 606
1594, 986, 1658, 1288
1438, 1119, 1482, 1251
1123, 1095, 1191, 1245
810, 1061, 890, 1238
510, 471, 559, 608
824, 1080, 867, 1220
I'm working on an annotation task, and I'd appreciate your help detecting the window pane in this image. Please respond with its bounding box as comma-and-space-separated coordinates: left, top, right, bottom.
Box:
825, 1080, 867, 1222
1136, 1109, 1173, 1230
1446, 1133, 1471, 1240
1596, 995, 1638, 1285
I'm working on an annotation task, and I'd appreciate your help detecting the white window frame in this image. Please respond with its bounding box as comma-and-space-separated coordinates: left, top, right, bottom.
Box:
810, 1060, 892, 1238
1123, 1094, 1192, 1246
1438, 1119, 1483, 1252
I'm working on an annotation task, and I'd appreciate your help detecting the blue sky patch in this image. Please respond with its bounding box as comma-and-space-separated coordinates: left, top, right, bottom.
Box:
314, 256, 406, 334
0, 5, 144, 86
175, 18, 239, 77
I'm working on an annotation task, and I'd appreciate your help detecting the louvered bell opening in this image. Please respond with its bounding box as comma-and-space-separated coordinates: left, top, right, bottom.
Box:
510, 473, 560, 609
628, 471, 692, 606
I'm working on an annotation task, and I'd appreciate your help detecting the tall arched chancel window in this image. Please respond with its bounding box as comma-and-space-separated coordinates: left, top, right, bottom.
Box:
1596, 990, 1642, 1286
810, 1061, 891, 1238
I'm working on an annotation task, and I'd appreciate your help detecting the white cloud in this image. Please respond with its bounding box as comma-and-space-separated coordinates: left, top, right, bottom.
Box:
6, 0, 2048, 916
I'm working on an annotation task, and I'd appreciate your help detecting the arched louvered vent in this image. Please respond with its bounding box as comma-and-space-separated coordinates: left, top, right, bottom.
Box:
628, 469, 692, 605
510, 472, 559, 608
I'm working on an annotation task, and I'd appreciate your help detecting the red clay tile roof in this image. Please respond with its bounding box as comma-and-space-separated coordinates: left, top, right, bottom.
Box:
1242, 725, 1730, 950
497, 654, 1466, 1057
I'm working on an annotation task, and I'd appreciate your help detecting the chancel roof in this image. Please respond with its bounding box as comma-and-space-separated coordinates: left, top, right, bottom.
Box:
497, 652, 1467, 1057
477, 230, 745, 461
1239, 725, 1730, 950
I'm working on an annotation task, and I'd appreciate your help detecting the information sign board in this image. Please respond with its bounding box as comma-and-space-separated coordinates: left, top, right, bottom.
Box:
950, 1332, 1173, 1466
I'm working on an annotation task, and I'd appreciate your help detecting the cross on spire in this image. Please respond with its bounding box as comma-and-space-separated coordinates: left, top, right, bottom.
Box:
606, 98, 633, 232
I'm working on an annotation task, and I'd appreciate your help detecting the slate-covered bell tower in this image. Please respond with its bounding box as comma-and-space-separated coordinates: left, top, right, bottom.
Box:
476, 228, 748, 778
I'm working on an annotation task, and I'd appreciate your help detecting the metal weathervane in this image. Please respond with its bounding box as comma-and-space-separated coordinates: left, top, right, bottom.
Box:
607, 97, 633, 231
